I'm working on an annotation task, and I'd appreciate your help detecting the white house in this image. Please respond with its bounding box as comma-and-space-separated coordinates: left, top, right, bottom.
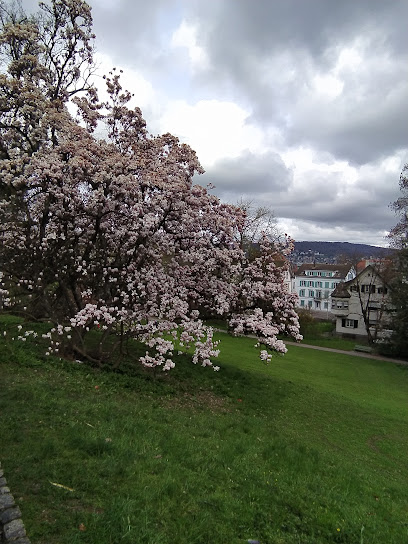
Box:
331, 265, 393, 339
281, 264, 295, 294
294, 263, 355, 312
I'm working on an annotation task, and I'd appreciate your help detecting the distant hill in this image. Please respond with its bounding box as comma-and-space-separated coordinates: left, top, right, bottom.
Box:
293, 241, 391, 259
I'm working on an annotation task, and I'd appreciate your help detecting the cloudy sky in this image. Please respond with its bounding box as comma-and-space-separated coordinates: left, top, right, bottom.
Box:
25, 0, 408, 245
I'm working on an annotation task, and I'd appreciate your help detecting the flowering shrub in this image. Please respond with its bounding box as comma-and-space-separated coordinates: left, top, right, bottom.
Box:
0, 0, 301, 370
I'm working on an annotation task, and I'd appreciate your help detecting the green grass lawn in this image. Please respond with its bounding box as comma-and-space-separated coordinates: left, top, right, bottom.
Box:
206, 317, 358, 351
1, 316, 407, 544
298, 319, 357, 351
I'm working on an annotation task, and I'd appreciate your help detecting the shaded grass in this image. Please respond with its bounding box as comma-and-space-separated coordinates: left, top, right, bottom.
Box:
1, 316, 407, 543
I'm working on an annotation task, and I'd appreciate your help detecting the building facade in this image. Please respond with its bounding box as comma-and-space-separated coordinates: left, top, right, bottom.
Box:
294, 264, 355, 312
331, 265, 393, 339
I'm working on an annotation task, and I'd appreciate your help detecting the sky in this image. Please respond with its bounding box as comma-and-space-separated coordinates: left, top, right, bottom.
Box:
24, 0, 408, 246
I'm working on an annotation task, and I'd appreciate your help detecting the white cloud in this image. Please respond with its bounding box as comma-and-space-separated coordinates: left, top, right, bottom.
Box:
312, 74, 344, 99
335, 45, 363, 72
157, 99, 265, 166
93, 52, 156, 111
89, 53, 267, 170
171, 20, 209, 72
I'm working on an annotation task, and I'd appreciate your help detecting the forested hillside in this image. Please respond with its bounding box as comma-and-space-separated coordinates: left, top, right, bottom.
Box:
294, 241, 390, 259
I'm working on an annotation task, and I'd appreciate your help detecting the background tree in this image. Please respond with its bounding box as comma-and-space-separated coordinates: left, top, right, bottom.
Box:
386, 164, 408, 357
351, 264, 393, 345
389, 164, 408, 249
235, 198, 280, 258
336, 254, 392, 345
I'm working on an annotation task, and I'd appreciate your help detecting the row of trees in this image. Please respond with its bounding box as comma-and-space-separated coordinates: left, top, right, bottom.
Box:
387, 165, 408, 356
0, 0, 301, 370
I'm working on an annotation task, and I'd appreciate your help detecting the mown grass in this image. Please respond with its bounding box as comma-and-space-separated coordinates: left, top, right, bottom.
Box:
206, 316, 358, 351
1, 315, 407, 544
298, 319, 358, 351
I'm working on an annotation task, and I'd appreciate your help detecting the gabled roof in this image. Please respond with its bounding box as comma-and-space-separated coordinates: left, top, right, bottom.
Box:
334, 264, 393, 296
295, 263, 353, 279
343, 264, 390, 288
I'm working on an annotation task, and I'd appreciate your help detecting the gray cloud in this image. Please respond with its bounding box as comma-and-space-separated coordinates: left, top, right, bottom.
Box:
20, 0, 408, 245
29, 0, 407, 168
188, 0, 408, 165
283, 53, 408, 164
205, 149, 402, 242
206, 150, 292, 199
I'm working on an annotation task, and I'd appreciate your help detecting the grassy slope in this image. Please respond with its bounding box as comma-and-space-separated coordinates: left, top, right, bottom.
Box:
0, 317, 407, 544
205, 318, 359, 351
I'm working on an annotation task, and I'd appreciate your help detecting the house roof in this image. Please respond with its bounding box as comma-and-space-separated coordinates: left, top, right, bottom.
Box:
343, 264, 391, 288
333, 264, 393, 296
331, 282, 351, 298
295, 263, 352, 279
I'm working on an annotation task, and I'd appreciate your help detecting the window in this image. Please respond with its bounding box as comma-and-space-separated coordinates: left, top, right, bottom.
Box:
315, 301, 321, 309
368, 308, 378, 323
378, 286, 388, 294
299, 289, 305, 297
308, 300, 312, 308
361, 284, 375, 293
300, 280, 306, 286
307, 281, 314, 287
334, 301, 349, 309
324, 302, 328, 309
300, 300, 305, 307
316, 290, 322, 298
309, 290, 314, 297
316, 281, 322, 288
321, 272, 326, 277
331, 282, 338, 289
342, 318, 358, 329
325, 282, 329, 288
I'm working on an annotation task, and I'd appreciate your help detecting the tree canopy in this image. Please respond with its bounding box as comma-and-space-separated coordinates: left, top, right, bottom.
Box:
0, 0, 301, 370
386, 164, 408, 357
389, 164, 408, 249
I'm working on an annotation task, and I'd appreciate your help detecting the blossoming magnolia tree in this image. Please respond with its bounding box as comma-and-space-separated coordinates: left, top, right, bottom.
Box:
0, 0, 301, 371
